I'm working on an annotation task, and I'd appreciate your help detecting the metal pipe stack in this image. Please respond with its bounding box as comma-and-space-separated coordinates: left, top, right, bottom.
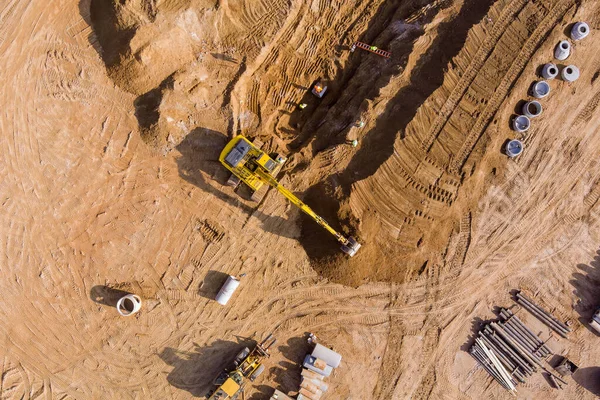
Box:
498, 308, 551, 358
470, 307, 569, 391
470, 339, 517, 394
515, 292, 571, 338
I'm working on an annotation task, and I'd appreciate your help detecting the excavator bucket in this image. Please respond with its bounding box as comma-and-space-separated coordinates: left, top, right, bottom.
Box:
340, 236, 361, 257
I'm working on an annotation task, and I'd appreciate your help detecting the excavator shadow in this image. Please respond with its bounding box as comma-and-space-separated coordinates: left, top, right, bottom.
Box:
159, 338, 256, 398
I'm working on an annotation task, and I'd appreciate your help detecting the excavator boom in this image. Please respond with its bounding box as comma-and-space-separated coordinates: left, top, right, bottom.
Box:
219, 136, 361, 257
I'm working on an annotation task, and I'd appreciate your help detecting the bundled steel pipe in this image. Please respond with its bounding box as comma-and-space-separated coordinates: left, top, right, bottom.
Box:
470, 341, 517, 392
491, 323, 543, 369
484, 328, 534, 375
517, 293, 570, 331
478, 334, 526, 382
483, 328, 534, 375
505, 320, 539, 352
516, 293, 570, 337
511, 314, 551, 355
516, 298, 569, 336
498, 309, 551, 357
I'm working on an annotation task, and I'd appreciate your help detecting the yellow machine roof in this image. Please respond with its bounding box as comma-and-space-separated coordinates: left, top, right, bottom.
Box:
221, 378, 241, 396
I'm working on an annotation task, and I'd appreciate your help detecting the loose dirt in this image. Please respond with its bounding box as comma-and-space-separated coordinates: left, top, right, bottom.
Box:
2, 0, 600, 399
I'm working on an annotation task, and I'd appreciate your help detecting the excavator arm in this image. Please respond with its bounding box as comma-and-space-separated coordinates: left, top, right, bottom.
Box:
255, 169, 361, 257
219, 135, 361, 257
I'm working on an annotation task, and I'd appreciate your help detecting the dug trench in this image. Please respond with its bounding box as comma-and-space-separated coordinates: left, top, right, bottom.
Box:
298, 0, 496, 287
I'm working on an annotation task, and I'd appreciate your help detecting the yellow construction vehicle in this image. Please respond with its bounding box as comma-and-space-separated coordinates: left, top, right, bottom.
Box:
219, 135, 361, 257
207, 335, 276, 400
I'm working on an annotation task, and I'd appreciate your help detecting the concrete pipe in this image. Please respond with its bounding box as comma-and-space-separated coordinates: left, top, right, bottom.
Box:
571, 22, 590, 41
522, 101, 542, 118
554, 40, 570, 61
541, 63, 559, 80
116, 294, 142, 316
512, 116, 530, 133
215, 275, 240, 305
505, 139, 523, 158
562, 65, 580, 82
532, 81, 550, 98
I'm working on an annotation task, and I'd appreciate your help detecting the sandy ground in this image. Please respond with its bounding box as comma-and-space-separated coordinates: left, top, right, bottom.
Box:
2, 0, 600, 398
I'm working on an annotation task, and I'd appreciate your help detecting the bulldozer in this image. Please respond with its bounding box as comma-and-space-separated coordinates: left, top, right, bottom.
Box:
219, 135, 361, 257
207, 335, 277, 400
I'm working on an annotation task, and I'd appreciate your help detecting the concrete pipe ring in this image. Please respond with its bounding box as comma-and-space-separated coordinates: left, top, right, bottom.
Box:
512, 116, 530, 133
522, 101, 542, 118
554, 40, 570, 61
561, 65, 580, 82
532, 81, 550, 99
541, 63, 558, 80
506, 140, 523, 157
116, 294, 142, 316
571, 22, 590, 41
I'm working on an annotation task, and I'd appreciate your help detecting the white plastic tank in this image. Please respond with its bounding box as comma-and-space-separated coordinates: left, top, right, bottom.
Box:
215, 275, 240, 305
571, 22, 590, 41
311, 343, 342, 368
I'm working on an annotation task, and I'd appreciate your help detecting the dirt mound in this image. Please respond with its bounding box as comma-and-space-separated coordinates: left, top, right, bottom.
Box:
297, 0, 497, 285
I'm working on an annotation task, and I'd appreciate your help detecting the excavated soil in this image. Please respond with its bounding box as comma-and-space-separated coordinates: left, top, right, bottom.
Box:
3, 0, 600, 398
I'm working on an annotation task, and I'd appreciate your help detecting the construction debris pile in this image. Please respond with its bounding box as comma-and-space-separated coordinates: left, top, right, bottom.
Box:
469, 306, 568, 393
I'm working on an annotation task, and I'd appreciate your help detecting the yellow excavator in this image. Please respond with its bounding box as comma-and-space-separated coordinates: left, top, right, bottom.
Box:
207, 335, 276, 400
219, 135, 361, 257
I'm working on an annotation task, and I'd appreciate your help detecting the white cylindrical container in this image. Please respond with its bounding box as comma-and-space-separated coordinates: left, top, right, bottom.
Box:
554, 40, 571, 61
522, 101, 542, 118
512, 116, 530, 133
561, 65, 580, 82
541, 63, 559, 80
571, 22, 590, 41
215, 275, 240, 305
531, 81, 550, 98
311, 343, 343, 368
116, 294, 142, 316
506, 139, 523, 157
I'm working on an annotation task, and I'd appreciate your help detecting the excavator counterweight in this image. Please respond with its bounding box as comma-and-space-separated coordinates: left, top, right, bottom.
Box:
219, 135, 361, 257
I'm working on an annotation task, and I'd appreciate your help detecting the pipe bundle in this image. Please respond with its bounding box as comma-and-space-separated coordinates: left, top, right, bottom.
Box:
470, 308, 567, 392
515, 291, 571, 338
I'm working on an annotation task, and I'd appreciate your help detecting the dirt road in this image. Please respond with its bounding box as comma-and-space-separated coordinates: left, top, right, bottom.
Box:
1, 0, 600, 399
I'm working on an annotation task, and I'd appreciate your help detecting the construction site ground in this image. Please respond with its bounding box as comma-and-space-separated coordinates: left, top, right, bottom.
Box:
2, 0, 600, 398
